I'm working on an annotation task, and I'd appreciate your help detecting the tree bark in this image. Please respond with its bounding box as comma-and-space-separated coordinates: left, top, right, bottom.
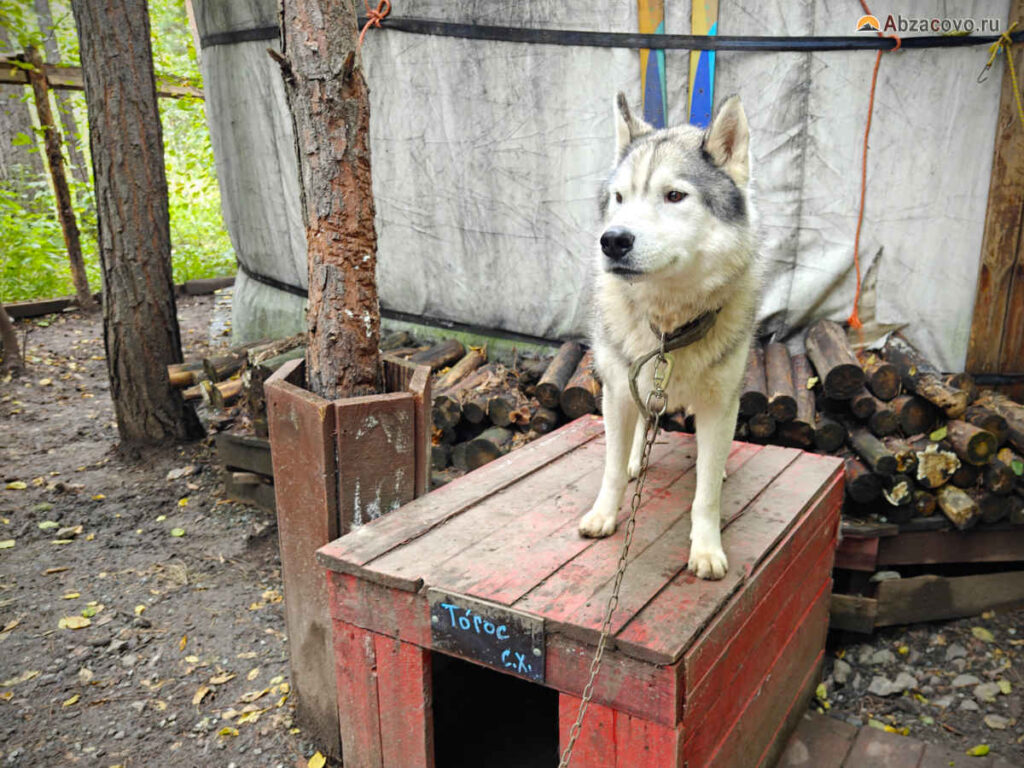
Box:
33, 0, 89, 185
0, 303, 24, 375
24, 46, 95, 311
71, 0, 201, 444
280, 0, 380, 400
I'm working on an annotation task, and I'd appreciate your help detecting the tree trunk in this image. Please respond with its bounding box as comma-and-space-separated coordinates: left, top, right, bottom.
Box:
0, 26, 44, 182
33, 0, 90, 185
280, 0, 380, 400
24, 46, 95, 311
0, 304, 24, 375
71, 0, 201, 444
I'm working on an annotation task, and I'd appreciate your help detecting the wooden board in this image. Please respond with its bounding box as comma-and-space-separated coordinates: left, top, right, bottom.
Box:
265, 358, 340, 756
220, 468, 275, 511
877, 527, 1024, 565
834, 536, 879, 571
215, 432, 273, 476
829, 594, 878, 634
332, 621, 384, 768
374, 634, 434, 768
875, 570, 1024, 627
558, 695, 679, 767
381, 357, 432, 498
777, 712, 857, 768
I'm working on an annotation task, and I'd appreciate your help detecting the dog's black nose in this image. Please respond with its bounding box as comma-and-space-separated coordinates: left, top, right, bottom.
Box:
600, 227, 635, 261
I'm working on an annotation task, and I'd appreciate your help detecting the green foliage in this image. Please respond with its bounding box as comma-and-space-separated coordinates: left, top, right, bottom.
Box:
0, 0, 235, 303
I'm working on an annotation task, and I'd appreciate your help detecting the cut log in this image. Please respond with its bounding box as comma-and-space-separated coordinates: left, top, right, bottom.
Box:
516, 356, 551, 389
946, 420, 997, 466
945, 372, 979, 404
890, 395, 937, 436
912, 443, 959, 490
203, 350, 248, 383
847, 425, 897, 475
248, 334, 305, 367
805, 319, 865, 399
561, 349, 601, 419
462, 392, 491, 425
964, 405, 1009, 447
936, 485, 980, 530
882, 437, 918, 476
845, 456, 882, 504
881, 336, 968, 418
974, 391, 1024, 454
913, 489, 937, 517
408, 339, 466, 371
536, 341, 583, 408
813, 415, 847, 453
857, 350, 900, 401
487, 387, 530, 427
739, 344, 769, 417
968, 488, 1008, 525
530, 406, 560, 435
380, 330, 413, 351
451, 441, 470, 472
168, 363, 201, 388
242, 346, 306, 436
848, 387, 877, 420
866, 397, 898, 437
434, 348, 486, 392
431, 443, 451, 472
951, 462, 981, 489
201, 378, 242, 410
984, 459, 1016, 496
464, 427, 514, 470
882, 473, 913, 508
747, 412, 776, 440
431, 363, 501, 429
763, 342, 797, 422
776, 353, 813, 446
1010, 495, 1024, 526
997, 447, 1024, 480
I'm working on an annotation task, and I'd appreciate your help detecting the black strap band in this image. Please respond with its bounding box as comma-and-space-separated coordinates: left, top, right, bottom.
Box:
237, 260, 309, 298
199, 25, 279, 50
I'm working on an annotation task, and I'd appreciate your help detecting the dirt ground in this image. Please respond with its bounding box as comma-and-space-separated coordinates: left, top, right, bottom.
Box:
2, 295, 1022, 767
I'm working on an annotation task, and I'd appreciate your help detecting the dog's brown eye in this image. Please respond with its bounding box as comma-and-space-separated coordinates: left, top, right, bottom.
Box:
665, 190, 687, 203
615, 192, 623, 204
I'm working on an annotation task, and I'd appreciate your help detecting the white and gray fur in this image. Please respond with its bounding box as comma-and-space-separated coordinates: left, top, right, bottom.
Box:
579, 93, 761, 580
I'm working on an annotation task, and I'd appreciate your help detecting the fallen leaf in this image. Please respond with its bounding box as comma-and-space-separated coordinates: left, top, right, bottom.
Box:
178, 497, 189, 507
184, 655, 200, 664
38, 378, 52, 386
238, 688, 269, 704
62, 592, 80, 600
897, 645, 909, 655
62, 694, 79, 707
37, 521, 60, 531
209, 673, 235, 685
236, 652, 257, 659
261, 589, 282, 603
1, 670, 40, 686
966, 744, 990, 757
972, 626, 995, 643
31, 477, 44, 486
0, 540, 14, 550
134, 604, 146, 616
308, 751, 326, 768
217, 726, 238, 738
805, 376, 819, 389
929, 425, 948, 441
156, 515, 167, 522
814, 683, 826, 700
236, 708, 266, 725
59, 615, 91, 630
998, 679, 1012, 695
192, 685, 211, 707
179, 635, 187, 651
78, 668, 94, 684
247, 667, 260, 681
0, 692, 12, 701
269, 675, 284, 686
92, 494, 105, 501
44, 567, 69, 575
0, 619, 19, 634
170, 528, 185, 538
5, 482, 26, 490
276, 694, 288, 708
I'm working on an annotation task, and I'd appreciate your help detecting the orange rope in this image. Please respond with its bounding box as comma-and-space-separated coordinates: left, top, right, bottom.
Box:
358, 0, 391, 51
848, 1, 900, 330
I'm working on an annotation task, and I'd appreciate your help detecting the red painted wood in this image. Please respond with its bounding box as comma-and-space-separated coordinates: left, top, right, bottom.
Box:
265, 359, 341, 755
777, 712, 857, 768
615, 452, 842, 665
558, 695, 617, 768
516, 442, 766, 640
841, 727, 924, 768
614, 709, 679, 767
685, 471, 841, 692
332, 621, 384, 768
327, 572, 432, 647
440, 436, 698, 604
317, 415, 604, 573
696, 591, 830, 768
834, 536, 880, 571
374, 634, 434, 768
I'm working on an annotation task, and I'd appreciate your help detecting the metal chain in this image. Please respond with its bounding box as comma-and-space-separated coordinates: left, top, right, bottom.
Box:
558, 350, 671, 768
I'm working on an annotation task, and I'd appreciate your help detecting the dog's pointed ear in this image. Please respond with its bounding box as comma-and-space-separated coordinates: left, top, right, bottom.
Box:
615, 92, 652, 160
704, 95, 750, 186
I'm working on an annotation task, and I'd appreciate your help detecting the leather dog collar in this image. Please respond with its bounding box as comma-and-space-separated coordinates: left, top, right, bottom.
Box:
650, 308, 720, 353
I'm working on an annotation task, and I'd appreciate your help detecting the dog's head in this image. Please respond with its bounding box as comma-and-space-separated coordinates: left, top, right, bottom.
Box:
598, 93, 752, 283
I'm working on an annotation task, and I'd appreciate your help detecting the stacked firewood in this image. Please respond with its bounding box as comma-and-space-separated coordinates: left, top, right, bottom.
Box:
730, 320, 1024, 530
385, 335, 602, 486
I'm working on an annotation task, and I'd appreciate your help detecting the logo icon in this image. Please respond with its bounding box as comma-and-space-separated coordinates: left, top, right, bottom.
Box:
857, 14, 880, 32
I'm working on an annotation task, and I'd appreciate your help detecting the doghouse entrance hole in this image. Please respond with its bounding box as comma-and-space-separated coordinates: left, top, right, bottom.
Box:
432, 652, 558, 767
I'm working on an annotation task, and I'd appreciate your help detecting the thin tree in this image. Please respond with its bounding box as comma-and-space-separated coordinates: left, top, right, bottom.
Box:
279, 0, 380, 400
70, 0, 201, 444
0, 25, 44, 183
0, 305, 24, 376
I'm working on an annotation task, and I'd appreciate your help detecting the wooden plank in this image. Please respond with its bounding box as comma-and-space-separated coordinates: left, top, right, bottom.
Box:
777, 712, 857, 768
327, 572, 432, 647
336, 391, 416, 531
967, 0, 1024, 377
841, 728, 923, 768
264, 359, 340, 756
382, 358, 432, 498
220, 468, 275, 511
695, 591, 829, 768
877, 527, 1024, 565
614, 708, 679, 767
557, 696, 617, 768
683, 580, 831, 765
216, 432, 274, 476
615, 452, 841, 665
875, 570, 1024, 627
2, 296, 74, 318
829, 594, 878, 634
437, 434, 698, 604
841, 518, 899, 539
374, 635, 434, 768
517, 443, 769, 644
180, 276, 234, 295
317, 415, 604, 575
332, 622, 383, 768
834, 537, 879, 571
0, 56, 204, 99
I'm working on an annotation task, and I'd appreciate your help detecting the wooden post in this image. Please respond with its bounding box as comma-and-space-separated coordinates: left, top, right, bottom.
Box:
24, 46, 95, 312
0, 304, 24, 375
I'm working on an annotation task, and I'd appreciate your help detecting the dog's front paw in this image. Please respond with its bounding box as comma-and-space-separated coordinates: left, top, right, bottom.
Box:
627, 456, 642, 480
688, 542, 729, 580
579, 505, 617, 538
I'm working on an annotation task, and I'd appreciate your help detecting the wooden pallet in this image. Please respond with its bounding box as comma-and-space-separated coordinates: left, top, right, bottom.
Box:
317, 416, 844, 767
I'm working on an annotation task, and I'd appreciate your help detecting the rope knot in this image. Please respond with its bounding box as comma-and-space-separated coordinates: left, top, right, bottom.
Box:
358, 0, 391, 51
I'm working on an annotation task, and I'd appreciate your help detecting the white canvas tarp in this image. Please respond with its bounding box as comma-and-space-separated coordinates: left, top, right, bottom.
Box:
196, 0, 1008, 369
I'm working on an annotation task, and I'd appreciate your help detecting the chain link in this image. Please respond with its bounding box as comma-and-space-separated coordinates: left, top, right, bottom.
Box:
558, 350, 670, 768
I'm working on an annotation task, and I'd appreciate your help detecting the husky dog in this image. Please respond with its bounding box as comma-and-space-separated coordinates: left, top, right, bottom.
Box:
578, 93, 760, 580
